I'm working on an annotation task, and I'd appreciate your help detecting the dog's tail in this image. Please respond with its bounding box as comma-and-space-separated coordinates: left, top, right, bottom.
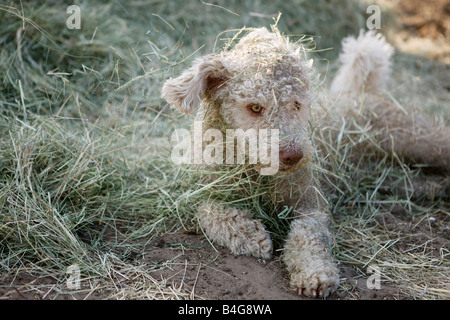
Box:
330, 30, 394, 96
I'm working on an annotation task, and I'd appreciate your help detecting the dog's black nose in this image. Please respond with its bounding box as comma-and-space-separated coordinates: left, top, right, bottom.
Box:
279, 149, 303, 166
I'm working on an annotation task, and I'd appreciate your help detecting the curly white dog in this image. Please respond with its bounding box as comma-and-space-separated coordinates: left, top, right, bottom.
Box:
161, 27, 449, 298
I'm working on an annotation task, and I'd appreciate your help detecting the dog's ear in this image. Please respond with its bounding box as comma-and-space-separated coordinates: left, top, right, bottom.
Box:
161, 53, 230, 114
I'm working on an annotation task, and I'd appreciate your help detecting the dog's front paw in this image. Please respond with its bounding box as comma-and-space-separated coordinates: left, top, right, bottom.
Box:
232, 218, 273, 259
289, 259, 339, 298
248, 229, 273, 259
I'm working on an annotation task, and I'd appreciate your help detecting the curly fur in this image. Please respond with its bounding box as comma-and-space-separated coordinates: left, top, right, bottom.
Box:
330, 30, 394, 96
197, 201, 273, 259
330, 30, 450, 171
161, 27, 449, 298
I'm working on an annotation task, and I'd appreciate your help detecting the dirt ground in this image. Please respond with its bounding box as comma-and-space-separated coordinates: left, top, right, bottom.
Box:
1, 202, 449, 300
0, 230, 402, 300
389, 0, 450, 63
128, 230, 411, 300
1, 0, 449, 301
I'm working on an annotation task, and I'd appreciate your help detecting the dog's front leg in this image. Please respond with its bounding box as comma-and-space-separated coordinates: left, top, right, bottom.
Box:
283, 211, 339, 298
197, 201, 273, 259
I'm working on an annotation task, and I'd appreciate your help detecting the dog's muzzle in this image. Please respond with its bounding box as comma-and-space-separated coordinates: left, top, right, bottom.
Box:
279, 148, 303, 166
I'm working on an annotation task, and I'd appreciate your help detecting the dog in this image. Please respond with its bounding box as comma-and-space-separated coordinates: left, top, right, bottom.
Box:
161, 27, 449, 298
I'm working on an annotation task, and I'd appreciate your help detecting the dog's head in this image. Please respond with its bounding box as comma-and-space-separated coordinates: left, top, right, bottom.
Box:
162, 27, 315, 175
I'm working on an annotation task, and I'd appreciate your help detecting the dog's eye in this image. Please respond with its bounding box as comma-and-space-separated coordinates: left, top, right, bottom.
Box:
249, 104, 263, 114
294, 101, 302, 111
